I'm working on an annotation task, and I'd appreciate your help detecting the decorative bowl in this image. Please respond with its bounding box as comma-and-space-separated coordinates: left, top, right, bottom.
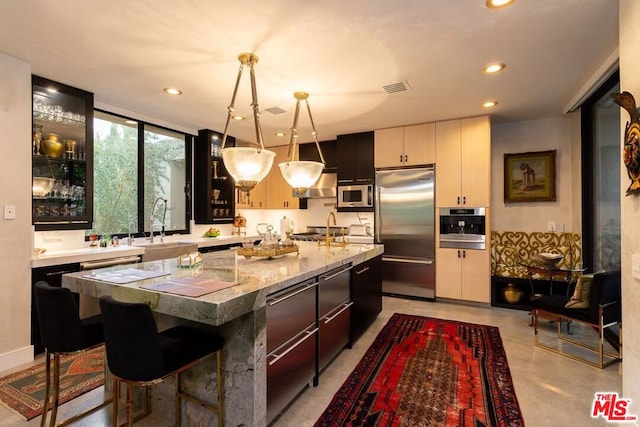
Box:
536, 252, 564, 267
42, 139, 64, 157
32, 177, 55, 197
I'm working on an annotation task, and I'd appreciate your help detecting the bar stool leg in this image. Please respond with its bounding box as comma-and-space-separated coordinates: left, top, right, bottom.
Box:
175, 373, 181, 427
40, 350, 51, 427
50, 353, 61, 427
126, 382, 134, 426
112, 378, 119, 427
216, 351, 224, 426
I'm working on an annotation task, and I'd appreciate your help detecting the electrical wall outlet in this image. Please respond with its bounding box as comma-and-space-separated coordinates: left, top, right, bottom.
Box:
547, 221, 556, 232
3, 205, 15, 220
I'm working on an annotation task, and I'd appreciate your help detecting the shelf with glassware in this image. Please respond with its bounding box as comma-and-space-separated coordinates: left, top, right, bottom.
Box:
194, 129, 235, 224
32, 75, 94, 230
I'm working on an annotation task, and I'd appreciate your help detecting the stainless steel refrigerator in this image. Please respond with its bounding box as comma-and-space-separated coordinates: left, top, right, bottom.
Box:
375, 166, 435, 299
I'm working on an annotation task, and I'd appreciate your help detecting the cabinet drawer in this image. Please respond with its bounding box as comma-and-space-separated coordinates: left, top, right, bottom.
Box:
319, 302, 352, 371
267, 326, 317, 424
318, 265, 351, 317
266, 279, 317, 353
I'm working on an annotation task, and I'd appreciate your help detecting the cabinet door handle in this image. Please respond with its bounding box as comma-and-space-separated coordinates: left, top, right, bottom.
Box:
321, 265, 353, 281
404, 154, 408, 163
457, 196, 460, 205
400, 155, 403, 163
457, 250, 461, 258
267, 281, 318, 306
355, 266, 370, 275
322, 301, 354, 324
462, 250, 466, 259
267, 327, 318, 366
462, 196, 466, 205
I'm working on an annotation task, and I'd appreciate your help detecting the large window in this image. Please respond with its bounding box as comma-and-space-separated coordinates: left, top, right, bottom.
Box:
91, 111, 191, 238
581, 71, 621, 272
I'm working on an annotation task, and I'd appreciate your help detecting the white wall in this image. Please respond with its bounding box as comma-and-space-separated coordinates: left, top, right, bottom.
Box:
490, 115, 579, 233
619, 0, 640, 413
0, 52, 34, 371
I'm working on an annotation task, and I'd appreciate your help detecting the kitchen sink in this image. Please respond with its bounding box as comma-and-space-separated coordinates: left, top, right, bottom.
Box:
134, 241, 199, 262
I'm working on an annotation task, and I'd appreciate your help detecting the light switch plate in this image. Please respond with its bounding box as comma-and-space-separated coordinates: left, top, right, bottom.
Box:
3, 205, 15, 220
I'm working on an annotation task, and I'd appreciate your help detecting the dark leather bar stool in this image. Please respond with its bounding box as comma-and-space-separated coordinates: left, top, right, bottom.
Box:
99, 296, 224, 426
34, 281, 112, 427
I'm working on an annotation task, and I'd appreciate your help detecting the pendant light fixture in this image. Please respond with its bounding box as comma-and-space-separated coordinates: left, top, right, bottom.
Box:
279, 91, 325, 197
220, 53, 275, 193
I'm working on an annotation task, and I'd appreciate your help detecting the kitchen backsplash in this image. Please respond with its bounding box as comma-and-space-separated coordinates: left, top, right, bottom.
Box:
33, 198, 374, 252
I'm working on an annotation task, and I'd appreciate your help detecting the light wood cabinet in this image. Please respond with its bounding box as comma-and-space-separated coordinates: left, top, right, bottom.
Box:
235, 145, 297, 209
435, 247, 490, 303
267, 145, 298, 209
435, 116, 490, 207
374, 123, 435, 168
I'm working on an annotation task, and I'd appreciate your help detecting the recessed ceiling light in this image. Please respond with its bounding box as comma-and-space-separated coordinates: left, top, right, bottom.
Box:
483, 63, 506, 74
486, 0, 515, 8
232, 115, 245, 121
482, 100, 498, 108
275, 131, 286, 137
163, 87, 182, 95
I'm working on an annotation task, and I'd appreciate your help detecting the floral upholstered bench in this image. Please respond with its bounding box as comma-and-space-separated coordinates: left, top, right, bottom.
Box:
491, 231, 583, 283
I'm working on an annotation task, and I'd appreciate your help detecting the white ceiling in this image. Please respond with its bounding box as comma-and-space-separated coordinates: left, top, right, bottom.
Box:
0, 0, 619, 146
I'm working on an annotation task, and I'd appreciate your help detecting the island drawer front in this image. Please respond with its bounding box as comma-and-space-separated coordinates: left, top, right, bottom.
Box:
267, 325, 317, 424
318, 264, 352, 317
319, 301, 352, 371
266, 279, 318, 354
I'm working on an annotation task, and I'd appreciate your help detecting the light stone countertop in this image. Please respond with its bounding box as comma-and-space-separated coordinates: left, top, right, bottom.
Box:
31, 234, 261, 268
61, 241, 384, 326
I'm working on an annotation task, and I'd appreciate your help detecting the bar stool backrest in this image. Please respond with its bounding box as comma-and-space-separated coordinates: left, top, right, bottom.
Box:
99, 296, 166, 382
34, 281, 87, 353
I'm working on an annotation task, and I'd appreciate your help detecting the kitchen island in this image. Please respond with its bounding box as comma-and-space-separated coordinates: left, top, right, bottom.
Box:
61, 241, 383, 425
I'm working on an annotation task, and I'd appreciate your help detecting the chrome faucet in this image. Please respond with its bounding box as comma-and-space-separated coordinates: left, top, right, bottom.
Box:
150, 198, 167, 243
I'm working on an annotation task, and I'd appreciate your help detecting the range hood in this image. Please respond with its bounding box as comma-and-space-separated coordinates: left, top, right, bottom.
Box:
294, 172, 337, 198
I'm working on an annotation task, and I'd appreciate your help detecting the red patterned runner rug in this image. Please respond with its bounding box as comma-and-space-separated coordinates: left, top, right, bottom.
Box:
0, 345, 105, 420
315, 314, 524, 426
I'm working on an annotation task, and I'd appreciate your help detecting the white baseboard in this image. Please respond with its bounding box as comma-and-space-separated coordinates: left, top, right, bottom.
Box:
0, 345, 34, 374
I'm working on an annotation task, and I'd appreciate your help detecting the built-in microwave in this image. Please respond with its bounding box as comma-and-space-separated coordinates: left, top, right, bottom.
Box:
337, 184, 373, 208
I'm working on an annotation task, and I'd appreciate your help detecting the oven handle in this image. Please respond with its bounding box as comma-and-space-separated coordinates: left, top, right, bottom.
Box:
268, 281, 318, 306
80, 255, 141, 270
267, 327, 318, 366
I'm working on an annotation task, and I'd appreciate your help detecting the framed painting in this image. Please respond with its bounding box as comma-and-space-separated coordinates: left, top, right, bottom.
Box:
504, 150, 556, 202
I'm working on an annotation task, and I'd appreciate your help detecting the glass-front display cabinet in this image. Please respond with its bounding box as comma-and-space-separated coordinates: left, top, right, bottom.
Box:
194, 129, 235, 224
32, 75, 93, 230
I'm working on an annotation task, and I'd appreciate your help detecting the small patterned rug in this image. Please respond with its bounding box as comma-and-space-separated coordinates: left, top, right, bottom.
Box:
0, 345, 105, 420
315, 313, 524, 426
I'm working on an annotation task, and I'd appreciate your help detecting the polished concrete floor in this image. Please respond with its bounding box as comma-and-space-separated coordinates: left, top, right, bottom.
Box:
0, 297, 622, 426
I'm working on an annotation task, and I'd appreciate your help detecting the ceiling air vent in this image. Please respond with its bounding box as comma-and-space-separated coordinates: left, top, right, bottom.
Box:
265, 106, 287, 115
383, 80, 411, 94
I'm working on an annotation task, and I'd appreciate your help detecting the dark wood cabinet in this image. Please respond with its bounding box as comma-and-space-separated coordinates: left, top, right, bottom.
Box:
32, 75, 94, 230
350, 255, 382, 344
298, 140, 338, 172
194, 129, 235, 224
337, 131, 375, 185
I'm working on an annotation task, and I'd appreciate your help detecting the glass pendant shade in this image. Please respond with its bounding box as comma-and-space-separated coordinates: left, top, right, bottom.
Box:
222, 147, 275, 192
280, 91, 326, 197
32, 177, 55, 197
279, 160, 324, 196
